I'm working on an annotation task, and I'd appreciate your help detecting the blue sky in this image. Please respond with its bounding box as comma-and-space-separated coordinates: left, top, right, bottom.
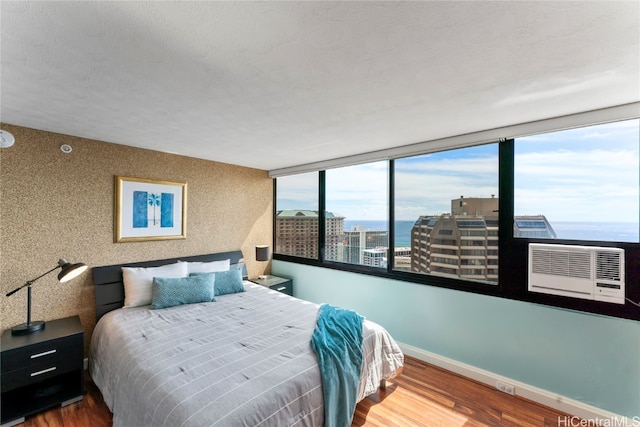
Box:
514, 119, 638, 223
276, 171, 318, 211
277, 119, 639, 225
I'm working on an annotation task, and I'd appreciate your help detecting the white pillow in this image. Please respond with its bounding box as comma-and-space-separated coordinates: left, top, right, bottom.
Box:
179, 259, 230, 274
122, 262, 188, 308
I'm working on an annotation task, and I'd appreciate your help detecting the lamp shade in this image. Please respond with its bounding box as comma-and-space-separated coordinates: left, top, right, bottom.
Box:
256, 245, 270, 262
57, 259, 88, 283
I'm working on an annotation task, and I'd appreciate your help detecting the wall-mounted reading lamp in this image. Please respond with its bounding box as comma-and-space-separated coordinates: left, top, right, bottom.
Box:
5, 259, 88, 335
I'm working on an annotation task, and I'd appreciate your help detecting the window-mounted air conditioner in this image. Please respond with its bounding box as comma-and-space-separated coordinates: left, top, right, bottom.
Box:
528, 243, 625, 304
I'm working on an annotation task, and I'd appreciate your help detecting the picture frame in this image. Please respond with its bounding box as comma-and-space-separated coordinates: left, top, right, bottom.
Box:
114, 176, 187, 243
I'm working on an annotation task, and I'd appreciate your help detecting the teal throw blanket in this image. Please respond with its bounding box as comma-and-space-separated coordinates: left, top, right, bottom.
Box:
310, 304, 364, 427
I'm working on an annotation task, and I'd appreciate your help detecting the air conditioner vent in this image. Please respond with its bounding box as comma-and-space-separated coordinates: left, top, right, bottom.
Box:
530, 247, 591, 279
528, 243, 624, 304
596, 251, 622, 281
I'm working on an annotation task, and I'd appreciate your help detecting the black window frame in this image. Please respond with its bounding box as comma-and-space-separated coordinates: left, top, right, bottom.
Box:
273, 137, 640, 322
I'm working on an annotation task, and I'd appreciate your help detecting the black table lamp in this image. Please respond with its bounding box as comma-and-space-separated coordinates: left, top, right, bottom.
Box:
256, 245, 271, 280
5, 259, 88, 336
256, 245, 270, 262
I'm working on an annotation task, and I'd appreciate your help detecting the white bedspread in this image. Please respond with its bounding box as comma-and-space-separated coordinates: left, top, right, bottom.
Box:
90, 282, 403, 427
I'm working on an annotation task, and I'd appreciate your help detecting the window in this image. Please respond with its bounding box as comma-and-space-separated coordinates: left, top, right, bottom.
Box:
274, 172, 319, 259
514, 119, 639, 243
393, 144, 500, 283
273, 117, 640, 321
324, 162, 388, 267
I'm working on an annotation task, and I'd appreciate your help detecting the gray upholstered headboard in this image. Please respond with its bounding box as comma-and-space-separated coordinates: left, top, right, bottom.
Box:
92, 250, 247, 321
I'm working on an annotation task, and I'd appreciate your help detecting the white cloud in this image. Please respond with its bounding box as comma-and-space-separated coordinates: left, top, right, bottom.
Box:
276, 172, 318, 210
326, 162, 388, 219
394, 154, 499, 219
515, 147, 639, 222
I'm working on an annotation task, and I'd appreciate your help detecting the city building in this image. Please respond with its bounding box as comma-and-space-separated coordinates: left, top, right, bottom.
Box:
410, 196, 555, 282
363, 248, 386, 267
389, 247, 412, 271
275, 210, 345, 259
514, 216, 557, 238
362, 247, 411, 269
341, 226, 389, 264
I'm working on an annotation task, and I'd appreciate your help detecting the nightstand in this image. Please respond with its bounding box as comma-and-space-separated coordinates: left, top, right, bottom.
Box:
1, 315, 84, 427
251, 275, 293, 296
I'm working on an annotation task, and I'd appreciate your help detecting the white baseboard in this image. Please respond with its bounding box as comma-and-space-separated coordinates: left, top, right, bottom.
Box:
398, 342, 631, 426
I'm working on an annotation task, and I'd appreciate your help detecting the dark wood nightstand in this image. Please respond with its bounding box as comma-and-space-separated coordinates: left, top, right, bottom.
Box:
1, 315, 84, 427
251, 275, 293, 296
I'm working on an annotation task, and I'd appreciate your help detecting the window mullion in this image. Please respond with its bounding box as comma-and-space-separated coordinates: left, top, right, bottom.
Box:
498, 139, 515, 294
318, 171, 326, 263
388, 159, 395, 273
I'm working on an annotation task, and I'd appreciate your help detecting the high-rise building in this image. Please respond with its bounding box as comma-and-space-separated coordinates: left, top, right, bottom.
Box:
410, 213, 500, 282
363, 248, 386, 267
451, 195, 498, 217
341, 226, 389, 264
325, 211, 345, 261
410, 196, 555, 283
391, 247, 412, 271
275, 210, 345, 259
514, 216, 557, 238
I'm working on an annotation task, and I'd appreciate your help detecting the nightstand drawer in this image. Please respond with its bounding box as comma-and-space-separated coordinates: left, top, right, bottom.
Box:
2, 364, 66, 393
268, 281, 293, 296
1, 335, 82, 393
1, 334, 82, 373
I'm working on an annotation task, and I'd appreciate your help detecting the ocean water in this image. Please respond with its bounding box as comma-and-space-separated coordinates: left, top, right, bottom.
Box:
343, 220, 639, 245
551, 221, 638, 242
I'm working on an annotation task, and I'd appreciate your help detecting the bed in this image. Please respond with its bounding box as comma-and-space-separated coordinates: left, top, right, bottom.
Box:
89, 251, 404, 427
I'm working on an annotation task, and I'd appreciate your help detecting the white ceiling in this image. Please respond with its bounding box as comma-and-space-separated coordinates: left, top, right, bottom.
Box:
1, 1, 638, 171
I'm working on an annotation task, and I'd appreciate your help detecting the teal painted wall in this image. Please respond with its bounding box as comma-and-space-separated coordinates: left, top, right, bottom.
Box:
273, 260, 640, 417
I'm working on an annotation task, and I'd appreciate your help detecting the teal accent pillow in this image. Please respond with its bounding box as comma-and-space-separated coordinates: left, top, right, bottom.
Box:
190, 269, 245, 296
150, 275, 215, 309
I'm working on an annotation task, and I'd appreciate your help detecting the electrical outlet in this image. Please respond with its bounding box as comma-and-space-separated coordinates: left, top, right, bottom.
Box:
496, 381, 515, 395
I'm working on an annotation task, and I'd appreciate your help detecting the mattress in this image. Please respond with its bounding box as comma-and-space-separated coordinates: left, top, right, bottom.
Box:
89, 282, 403, 427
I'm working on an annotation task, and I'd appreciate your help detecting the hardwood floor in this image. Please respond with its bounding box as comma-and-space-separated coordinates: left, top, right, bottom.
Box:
352, 357, 572, 426
17, 356, 575, 426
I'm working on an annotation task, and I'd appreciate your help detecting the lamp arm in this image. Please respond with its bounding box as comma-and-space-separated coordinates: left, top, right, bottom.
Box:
5, 264, 61, 297
5, 285, 27, 297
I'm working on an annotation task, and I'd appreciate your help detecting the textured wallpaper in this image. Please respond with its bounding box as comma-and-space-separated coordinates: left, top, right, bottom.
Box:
0, 124, 273, 353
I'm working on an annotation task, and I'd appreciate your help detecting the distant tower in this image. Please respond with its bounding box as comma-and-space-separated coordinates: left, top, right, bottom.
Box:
410, 196, 556, 283
451, 195, 498, 216
275, 210, 345, 259
514, 215, 557, 238
342, 229, 389, 264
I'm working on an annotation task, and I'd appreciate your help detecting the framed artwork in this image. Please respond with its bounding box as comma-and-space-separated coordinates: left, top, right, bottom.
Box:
114, 176, 187, 243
